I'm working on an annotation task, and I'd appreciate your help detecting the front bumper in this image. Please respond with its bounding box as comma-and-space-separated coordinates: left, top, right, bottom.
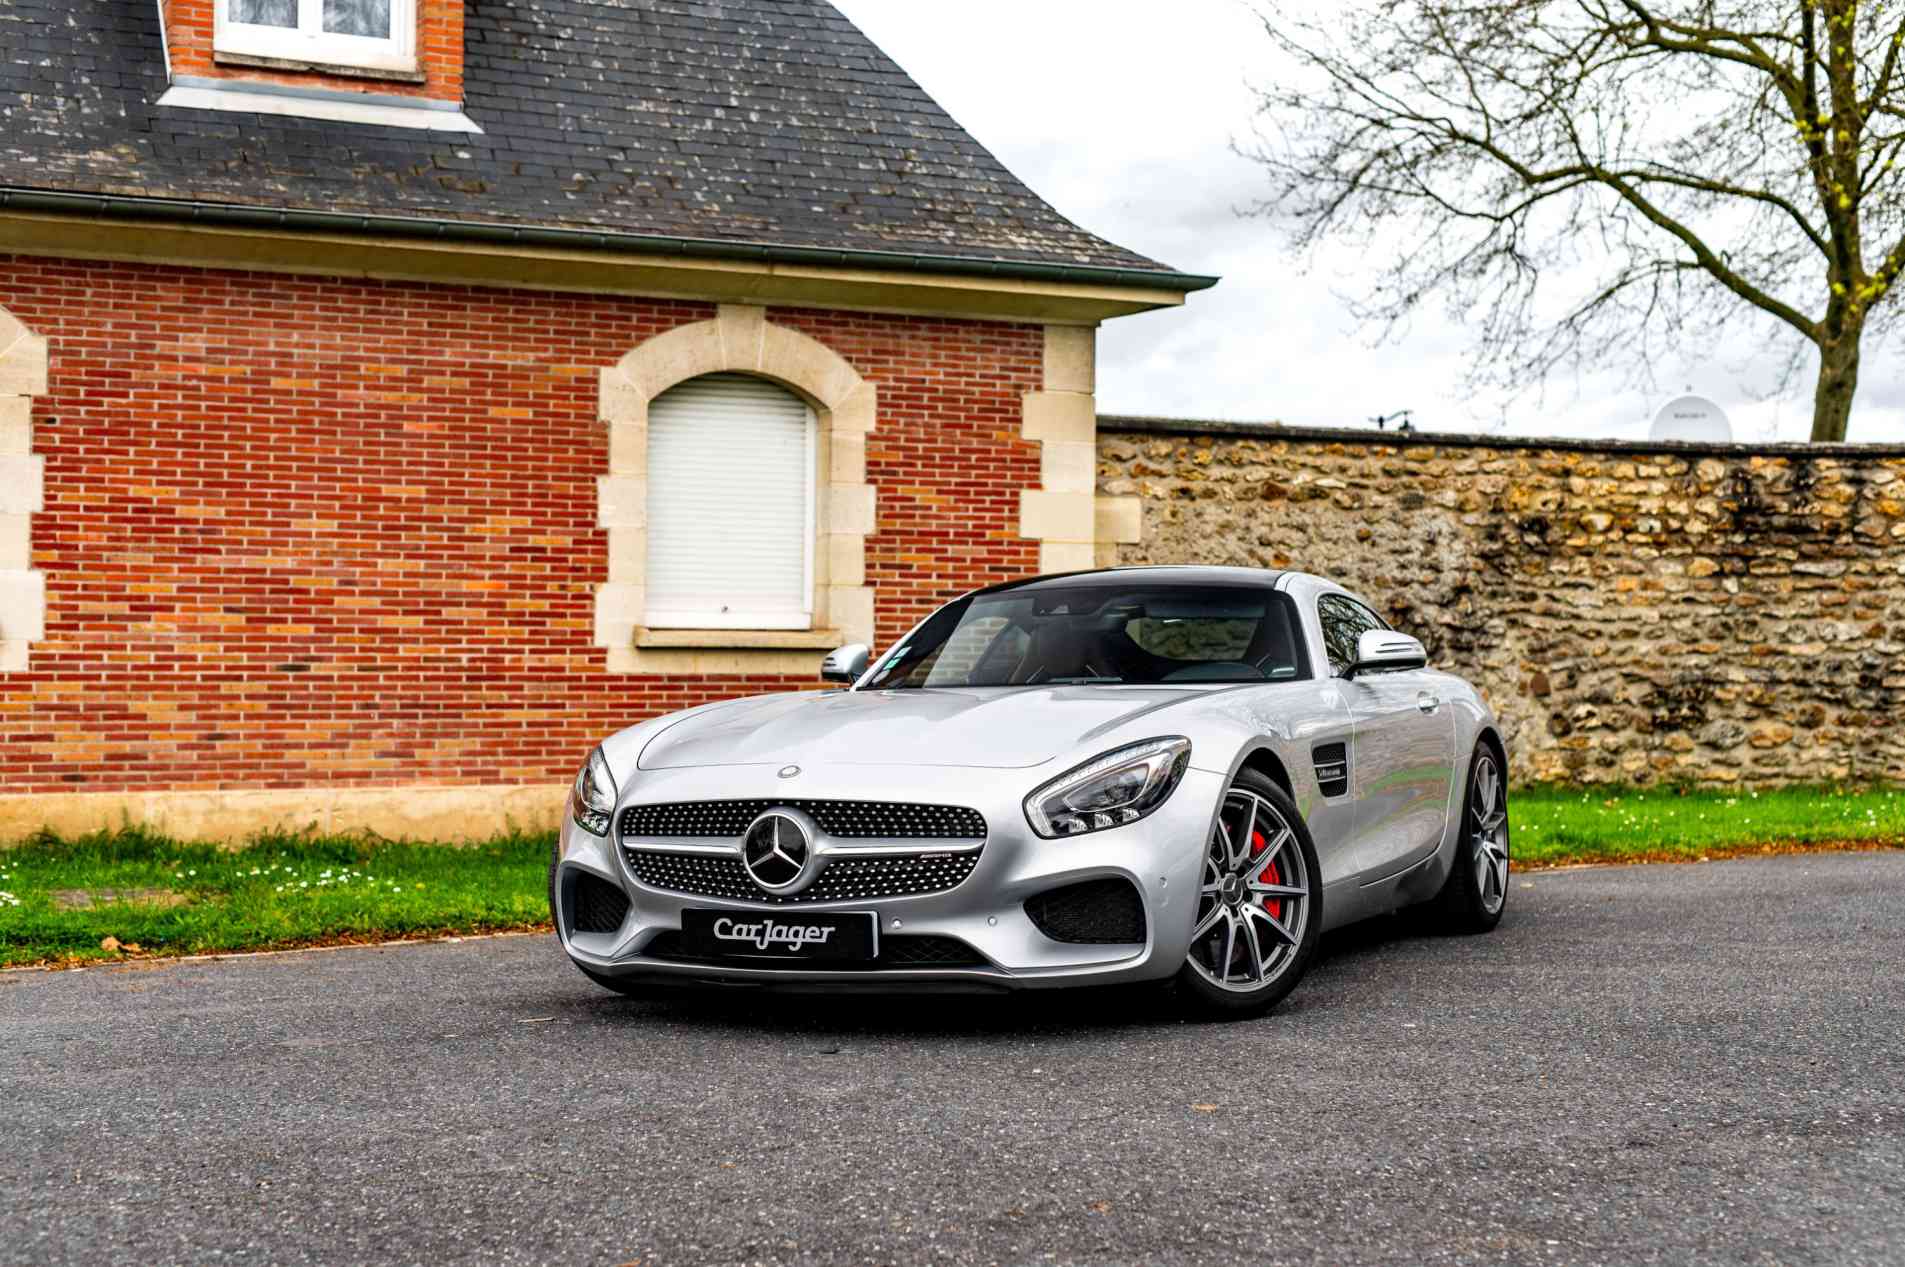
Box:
553, 763, 1223, 991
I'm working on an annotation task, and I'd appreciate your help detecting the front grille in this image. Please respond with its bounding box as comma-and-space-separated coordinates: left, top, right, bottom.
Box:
570, 871, 631, 935
619, 800, 986, 840
1024, 877, 1147, 945
624, 847, 980, 904
641, 931, 987, 970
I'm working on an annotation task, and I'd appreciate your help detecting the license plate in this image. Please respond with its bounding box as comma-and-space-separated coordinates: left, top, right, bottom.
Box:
680, 909, 878, 962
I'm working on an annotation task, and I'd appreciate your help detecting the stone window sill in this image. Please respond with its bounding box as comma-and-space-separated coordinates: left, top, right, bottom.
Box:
156, 77, 481, 133
214, 51, 426, 83
633, 627, 845, 651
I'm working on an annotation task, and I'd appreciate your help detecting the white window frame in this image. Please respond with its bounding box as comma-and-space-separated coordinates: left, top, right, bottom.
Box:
215, 0, 418, 74
643, 377, 819, 632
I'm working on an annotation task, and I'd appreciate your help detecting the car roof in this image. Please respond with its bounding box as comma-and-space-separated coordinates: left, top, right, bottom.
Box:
970, 565, 1286, 596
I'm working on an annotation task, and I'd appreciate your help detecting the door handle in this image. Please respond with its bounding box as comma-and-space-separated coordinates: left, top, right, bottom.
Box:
1417, 691, 1440, 714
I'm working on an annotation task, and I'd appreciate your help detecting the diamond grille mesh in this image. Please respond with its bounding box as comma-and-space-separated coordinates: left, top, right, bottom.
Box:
624, 847, 980, 904
619, 800, 986, 840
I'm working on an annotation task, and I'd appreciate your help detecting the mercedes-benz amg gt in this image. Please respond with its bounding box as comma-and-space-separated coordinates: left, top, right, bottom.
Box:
551, 567, 1510, 1016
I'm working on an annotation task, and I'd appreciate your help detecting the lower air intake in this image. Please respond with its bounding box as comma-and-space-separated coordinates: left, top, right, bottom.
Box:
1024, 877, 1147, 944
640, 932, 986, 970
570, 871, 631, 936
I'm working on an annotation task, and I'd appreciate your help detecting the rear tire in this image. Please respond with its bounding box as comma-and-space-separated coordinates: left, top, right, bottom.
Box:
1168, 769, 1322, 1019
1430, 743, 1510, 934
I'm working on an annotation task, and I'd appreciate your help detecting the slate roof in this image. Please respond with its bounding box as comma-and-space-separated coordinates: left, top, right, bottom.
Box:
0, 0, 1199, 283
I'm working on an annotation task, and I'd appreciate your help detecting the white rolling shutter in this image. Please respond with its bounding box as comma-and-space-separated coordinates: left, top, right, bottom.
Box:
645, 374, 816, 629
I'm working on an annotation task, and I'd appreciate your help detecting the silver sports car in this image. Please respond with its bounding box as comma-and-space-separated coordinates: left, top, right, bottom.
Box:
552, 567, 1510, 1016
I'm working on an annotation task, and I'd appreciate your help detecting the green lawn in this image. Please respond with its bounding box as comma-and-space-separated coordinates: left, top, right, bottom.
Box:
1510, 784, 1905, 866
0, 827, 555, 968
2, 785, 1902, 967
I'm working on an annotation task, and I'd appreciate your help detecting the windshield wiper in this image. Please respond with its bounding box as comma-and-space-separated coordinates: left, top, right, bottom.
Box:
1045, 675, 1125, 685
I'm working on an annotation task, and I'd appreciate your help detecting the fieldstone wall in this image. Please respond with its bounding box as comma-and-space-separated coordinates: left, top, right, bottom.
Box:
1099, 419, 1905, 786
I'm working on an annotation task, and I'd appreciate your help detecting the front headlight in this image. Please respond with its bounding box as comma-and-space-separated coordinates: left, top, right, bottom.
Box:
570, 746, 618, 836
1024, 737, 1191, 838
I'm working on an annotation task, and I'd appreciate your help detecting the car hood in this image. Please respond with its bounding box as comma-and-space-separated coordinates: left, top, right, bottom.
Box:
636, 686, 1229, 770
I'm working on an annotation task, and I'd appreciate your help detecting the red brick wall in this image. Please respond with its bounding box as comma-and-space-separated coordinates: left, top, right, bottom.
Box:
161, 0, 465, 101
0, 256, 1042, 796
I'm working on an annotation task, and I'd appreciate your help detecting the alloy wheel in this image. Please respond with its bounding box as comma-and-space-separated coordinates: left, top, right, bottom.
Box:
1470, 752, 1510, 915
1186, 787, 1311, 993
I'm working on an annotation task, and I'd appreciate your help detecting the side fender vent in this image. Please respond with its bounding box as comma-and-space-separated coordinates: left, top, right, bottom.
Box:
1313, 742, 1349, 798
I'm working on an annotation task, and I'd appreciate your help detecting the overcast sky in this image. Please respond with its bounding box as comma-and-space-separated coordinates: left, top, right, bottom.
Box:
833, 0, 1900, 444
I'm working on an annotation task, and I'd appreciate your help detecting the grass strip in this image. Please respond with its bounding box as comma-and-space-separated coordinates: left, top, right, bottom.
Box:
3, 785, 1903, 967
0, 826, 554, 968
1509, 783, 1905, 866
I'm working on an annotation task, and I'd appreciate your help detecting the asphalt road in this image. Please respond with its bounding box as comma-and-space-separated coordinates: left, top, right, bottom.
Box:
3, 853, 1902, 1267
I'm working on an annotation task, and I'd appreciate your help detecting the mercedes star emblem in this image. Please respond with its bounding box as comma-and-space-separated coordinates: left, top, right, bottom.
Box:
742, 811, 812, 892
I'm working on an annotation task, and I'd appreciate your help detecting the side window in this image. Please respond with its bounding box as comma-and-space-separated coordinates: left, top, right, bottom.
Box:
1317, 594, 1389, 676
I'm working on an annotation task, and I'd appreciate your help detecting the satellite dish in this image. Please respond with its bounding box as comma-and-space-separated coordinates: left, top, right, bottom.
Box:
1649, 394, 1732, 443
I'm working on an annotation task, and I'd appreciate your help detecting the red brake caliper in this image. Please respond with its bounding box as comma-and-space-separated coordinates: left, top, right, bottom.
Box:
1249, 828, 1283, 921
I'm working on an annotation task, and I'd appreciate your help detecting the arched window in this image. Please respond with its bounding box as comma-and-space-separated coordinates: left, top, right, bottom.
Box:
644, 373, 817, 630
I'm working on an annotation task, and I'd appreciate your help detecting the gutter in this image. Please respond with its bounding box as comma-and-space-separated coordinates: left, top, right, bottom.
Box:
0, 187, 1220, 296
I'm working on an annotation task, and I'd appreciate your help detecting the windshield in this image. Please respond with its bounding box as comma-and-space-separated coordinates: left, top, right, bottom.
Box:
861, 584, 1307, 690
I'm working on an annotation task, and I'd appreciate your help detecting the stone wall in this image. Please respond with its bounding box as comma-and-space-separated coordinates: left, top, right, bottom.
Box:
1099, 418, 1905, 786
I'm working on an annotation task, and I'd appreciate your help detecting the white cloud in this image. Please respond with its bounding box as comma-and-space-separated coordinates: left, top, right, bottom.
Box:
832, 0, 1898, 443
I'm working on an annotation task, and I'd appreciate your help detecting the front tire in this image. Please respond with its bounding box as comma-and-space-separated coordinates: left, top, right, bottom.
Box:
1431, 744, 1510, 933
1169, 769, 1322, 1019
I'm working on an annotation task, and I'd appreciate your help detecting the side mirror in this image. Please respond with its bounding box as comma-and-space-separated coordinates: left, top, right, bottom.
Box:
820, 643, 870, 685
1345, 629, 1427, 679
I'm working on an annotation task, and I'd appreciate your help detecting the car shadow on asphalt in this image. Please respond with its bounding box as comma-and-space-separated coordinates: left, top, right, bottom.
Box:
558, 908, 1476, 1039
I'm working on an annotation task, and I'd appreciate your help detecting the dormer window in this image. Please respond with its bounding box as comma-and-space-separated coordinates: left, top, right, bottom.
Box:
217, 0, 418, 75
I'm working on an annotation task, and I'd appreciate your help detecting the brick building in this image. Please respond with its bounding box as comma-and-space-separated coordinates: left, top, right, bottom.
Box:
0, 0, 1212, 839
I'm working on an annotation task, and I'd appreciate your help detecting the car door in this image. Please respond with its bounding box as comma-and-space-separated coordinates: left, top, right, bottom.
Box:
1317, 594, 1457, 879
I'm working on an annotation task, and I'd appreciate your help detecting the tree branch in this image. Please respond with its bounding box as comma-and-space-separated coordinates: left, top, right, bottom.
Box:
1406, 113, 1820, 338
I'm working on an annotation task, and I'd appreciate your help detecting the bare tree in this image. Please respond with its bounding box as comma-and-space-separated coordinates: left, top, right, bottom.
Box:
1245, 1, 1905, 442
